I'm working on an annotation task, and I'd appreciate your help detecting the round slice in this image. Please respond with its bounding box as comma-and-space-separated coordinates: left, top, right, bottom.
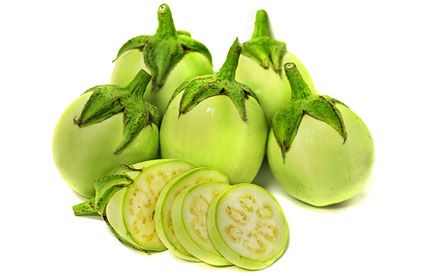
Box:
102, 159, 187, 252
155, 168, 229, 261
104, 187, 145, 251
123, 160, 193, 251
172, 182, 232, 266
207, 184, 288, 270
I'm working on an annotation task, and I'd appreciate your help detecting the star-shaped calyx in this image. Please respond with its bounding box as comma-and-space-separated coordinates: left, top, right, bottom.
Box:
170, 38, 259, 121
272, 63, 348, 161
74, 69, 159, 154
112, 4, 212, 92
242, 10, 287, 73
73, 164, 141, 216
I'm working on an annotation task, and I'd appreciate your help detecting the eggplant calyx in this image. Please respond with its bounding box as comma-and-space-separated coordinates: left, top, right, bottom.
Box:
272, 63, 347, 161
72, 165, 141, 216
74, 70, 159, 155
113, 4, 212, 92
112, 35, 149, 62
72, 165, 150, 253
172, 39, 258, 121
112, 31, 193, 63
242, 10, 287, 73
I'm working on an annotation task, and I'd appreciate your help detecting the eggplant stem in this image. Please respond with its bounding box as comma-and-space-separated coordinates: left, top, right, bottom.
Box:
127, 70, 152, 98
251, 10, 272, 39
217, 38, 242, 81
284, 63, 313, 100
156, 4, 177, 38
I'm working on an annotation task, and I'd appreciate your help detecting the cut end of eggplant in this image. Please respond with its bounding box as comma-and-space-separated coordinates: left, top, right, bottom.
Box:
122, 160, 193, 251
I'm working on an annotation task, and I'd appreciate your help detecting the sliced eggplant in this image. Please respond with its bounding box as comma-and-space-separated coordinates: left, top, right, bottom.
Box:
172, 182, 232, 266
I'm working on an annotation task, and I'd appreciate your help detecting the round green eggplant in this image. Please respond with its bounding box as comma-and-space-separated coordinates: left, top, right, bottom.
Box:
53, 70, 159, 198
160, 39, 267, 183
111, 4, 213, 116
236, 10, 315, 127
267, 63, 375, 206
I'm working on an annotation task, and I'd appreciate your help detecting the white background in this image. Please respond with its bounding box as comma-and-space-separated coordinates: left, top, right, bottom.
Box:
0, 0, 435, 275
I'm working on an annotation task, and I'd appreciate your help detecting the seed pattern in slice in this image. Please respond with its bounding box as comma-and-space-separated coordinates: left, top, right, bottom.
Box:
207, 184, 288, 270
123, 160, 193, 251
155, 167, 229, 261
172, 182, 232, 266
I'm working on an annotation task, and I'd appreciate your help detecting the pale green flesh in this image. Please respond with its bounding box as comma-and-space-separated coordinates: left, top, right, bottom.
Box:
99, 161, 155, 250
105, 188, 142, 249
112, 50, 213, 117
267, 104, 375, 206
155, 168, 229, 261
101, 159, 189, 252
236, 52, 315, 127
207, 184, 288, 270
52, 93, 159, 198
122, 160, 193, 251
161, 93, 267, 183
172, 182, 231, 266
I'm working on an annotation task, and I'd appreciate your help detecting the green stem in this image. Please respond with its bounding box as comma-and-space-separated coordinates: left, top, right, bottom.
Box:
251, 10, 272, 39
217, 38, 242, 81
127, 69, 151, 98
73, 199, 99, 216
284, 63, 313, 100
156, 4, 177, 38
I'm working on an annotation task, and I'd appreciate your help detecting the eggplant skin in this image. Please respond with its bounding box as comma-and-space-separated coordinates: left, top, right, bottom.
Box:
268, 104, 375, 207
52, 93, 159, 198
160, 93, 267, 184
